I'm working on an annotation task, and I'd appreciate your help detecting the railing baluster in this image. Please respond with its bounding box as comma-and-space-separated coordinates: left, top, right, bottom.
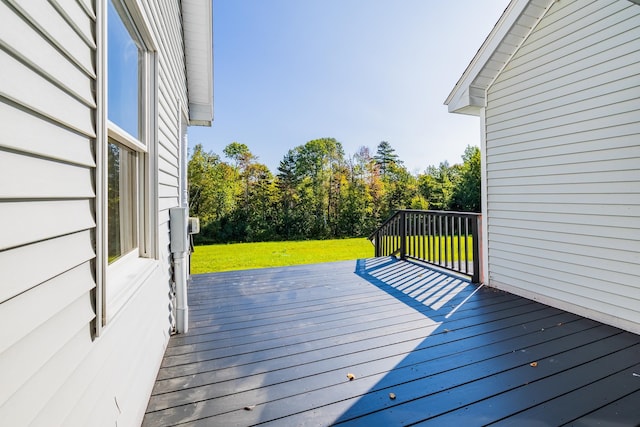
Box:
433, 214, 437, 265
464, 217, 469, 274
433, 215, 437, 264
444, 215, 448, 269
420, 213, 425, 260
438, 215, 442, 266
432, 214, 436, 264
393, 218, 397, 254
416, 214, 420, 259
427, 214, 433, 262
441, 214, 445, 267
384, 223, 388, 256
392, 218, 396, 254
411, 213, 420, 258
393, 218, 400, 253
396, 215, 400, 255
449, 215, 452, 269
416, 214, 420, 260
444, 215, 449, 269
400, 211, 406, 259
397, 215, 401, 255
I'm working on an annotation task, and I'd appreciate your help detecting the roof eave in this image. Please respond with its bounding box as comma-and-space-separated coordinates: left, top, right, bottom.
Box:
444, 0, 552, 115
182, 0, 213, 127
447, 86, 486, 116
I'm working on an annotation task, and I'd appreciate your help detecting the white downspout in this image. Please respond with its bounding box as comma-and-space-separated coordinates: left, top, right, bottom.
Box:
174, 251, 188, 333
479, 107, 489, 286
180, 121, 189, 209
172, 117, 190, 333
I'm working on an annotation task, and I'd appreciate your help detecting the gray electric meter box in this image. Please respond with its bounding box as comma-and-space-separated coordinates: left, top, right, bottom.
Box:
169, 207, 189, 253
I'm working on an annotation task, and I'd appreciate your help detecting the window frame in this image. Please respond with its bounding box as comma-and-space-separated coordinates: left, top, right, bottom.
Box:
96, 0, 159, 334
106, 137, 139, 263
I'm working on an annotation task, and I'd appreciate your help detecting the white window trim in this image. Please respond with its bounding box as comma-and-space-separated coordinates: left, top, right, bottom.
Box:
95, 0, 159, 336
108, 120, 147, 153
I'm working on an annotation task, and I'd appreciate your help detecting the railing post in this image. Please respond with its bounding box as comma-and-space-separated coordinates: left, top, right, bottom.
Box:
400, 211, 407, 260
471, 214, 483, 284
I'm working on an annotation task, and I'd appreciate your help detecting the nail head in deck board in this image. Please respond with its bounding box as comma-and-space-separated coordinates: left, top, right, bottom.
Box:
143, 259, 640, 426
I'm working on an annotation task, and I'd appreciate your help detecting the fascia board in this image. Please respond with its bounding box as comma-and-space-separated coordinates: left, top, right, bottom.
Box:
182, 0, 214, 126
444, 0, 531, 114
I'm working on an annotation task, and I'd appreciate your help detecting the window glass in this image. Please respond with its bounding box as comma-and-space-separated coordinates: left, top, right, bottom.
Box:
108, 0, 140, 138
107, 141, 137, 263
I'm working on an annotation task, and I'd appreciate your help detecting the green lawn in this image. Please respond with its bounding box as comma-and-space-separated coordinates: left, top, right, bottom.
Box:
191, 238, 374, 274
379, 235, 475, 261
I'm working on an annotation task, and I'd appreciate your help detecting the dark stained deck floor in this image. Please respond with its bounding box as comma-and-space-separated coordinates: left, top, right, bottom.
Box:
143, 257, 640, 426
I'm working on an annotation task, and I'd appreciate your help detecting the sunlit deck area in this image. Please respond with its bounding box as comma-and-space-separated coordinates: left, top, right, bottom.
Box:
143, 257, 640, 426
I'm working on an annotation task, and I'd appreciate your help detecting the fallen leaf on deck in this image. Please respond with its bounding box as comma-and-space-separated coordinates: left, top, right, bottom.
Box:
530, 362, 538, 367
389, 393, 396, 400
244, 405, 256, 411
347, 373, 356, 381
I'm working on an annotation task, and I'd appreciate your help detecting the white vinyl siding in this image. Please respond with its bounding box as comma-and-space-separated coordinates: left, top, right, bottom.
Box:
485, 0, 640, 331
0, 0, 98, 307
0, 1, 99, 424
0, 1, 190, 426
141, 0, 187, 262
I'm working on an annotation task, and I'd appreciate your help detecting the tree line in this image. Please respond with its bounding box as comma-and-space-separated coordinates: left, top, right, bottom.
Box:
188, 138, 480, 244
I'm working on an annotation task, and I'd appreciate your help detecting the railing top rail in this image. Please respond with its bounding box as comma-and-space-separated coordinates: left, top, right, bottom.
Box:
397, 209, 481, 218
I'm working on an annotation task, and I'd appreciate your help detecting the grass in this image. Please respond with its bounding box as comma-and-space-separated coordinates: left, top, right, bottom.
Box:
191, 238, 374, 274
380, 235, 475, 262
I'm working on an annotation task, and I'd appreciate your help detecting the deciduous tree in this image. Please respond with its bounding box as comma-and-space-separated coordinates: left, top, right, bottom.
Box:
450, 145, 481, 212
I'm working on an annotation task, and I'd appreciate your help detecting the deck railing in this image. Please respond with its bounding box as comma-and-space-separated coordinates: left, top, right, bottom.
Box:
369, 209, 483, 283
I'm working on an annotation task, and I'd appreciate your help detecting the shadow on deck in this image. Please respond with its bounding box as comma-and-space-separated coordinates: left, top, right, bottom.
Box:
144, 257, 640, 426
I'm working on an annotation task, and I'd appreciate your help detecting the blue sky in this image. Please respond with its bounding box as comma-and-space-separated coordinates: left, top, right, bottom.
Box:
188, 0, 511, 174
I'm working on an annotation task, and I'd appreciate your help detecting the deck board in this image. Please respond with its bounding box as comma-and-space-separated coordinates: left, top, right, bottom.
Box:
143, 257, 640, 426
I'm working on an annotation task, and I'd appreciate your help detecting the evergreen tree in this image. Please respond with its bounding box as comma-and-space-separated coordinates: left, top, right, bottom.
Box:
374, 141, 402, 179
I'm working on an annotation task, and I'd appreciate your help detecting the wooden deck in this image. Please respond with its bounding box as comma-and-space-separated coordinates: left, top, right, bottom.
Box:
143, 257, 640, 426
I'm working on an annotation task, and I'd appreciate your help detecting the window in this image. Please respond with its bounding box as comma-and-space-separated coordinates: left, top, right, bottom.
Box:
98, 0, 157, 327
106, 0, 146, 265
107, 0, 140, 138
107, 140, 137, 262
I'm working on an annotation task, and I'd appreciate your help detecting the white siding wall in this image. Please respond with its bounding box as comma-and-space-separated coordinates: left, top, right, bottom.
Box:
142, 0, 189, 333
0, 0, 188, 425
485, 0, 640, 332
